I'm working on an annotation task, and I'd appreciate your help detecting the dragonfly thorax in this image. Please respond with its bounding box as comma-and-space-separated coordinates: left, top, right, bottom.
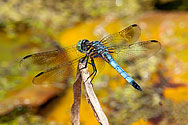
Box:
76, 39, 91, 53
91, 41, 108, 53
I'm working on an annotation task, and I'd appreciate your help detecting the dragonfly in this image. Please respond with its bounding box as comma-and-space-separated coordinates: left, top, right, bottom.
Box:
20, 24, 161, 91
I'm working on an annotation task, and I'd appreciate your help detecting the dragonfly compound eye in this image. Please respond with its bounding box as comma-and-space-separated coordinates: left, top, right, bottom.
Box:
77, 39, 90, 53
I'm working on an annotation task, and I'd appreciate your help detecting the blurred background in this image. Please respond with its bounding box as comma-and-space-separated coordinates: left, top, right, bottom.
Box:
0, 0, 188, 124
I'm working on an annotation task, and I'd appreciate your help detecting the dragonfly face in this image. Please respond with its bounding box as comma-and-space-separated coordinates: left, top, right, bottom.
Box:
21, 24, 161, 91
76, 39, 91, 53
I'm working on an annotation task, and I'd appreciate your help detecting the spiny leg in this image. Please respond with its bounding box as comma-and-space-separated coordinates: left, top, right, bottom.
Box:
79, 55, 89, 70
79, 50, 97, 84
80, 49, 95, 69
90, 57, 97, 82
83, 56, 97, 85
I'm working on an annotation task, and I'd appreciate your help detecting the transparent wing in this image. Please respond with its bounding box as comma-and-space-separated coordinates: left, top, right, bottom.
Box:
88, 56, 106, 75
111, 40, 161, 66
20, 45, 85, 71
32, 59, 79, 85
100, 24, 141, 46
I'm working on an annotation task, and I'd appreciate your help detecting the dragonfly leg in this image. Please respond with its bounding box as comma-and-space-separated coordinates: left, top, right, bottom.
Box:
80, 55, 87, 63
80, 55, 89, 70
83, 56, 97, 86
90, 57, 97, 82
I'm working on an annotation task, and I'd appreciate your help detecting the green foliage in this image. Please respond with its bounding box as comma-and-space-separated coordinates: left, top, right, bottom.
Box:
0, 107, 49, 125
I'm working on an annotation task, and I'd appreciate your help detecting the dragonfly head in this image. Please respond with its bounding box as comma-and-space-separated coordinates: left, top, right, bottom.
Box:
77, 39, 91, 53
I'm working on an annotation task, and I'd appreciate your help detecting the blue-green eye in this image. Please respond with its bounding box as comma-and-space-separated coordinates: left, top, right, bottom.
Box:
77, 40, 83, 53
76, 39, 90, 53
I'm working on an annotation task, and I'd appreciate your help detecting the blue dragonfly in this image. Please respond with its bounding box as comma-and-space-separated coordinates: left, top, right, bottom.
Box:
20, 24, 161, 91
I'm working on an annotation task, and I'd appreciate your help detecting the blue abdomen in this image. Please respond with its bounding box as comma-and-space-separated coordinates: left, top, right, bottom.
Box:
103, 52, 142, 91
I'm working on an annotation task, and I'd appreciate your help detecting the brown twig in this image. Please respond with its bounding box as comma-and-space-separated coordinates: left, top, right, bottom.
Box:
71, 60, 109, 125
71, 66, 82, 125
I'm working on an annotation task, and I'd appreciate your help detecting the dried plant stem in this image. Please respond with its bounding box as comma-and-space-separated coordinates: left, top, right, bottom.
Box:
71, 66, 82, 125
71, 61, 109, 125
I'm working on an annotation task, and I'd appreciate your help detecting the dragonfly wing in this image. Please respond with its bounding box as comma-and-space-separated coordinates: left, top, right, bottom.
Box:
112, 40, 161, 66
32, 59, 79, 86
20, 45, 84, 71
87, 56, 106, 75
100, 24, 141, 46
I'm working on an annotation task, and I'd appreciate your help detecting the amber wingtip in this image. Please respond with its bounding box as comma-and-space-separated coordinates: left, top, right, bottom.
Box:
35, 72, 44, 78
132, 24, 138, 27
151, 40, 158, 43
23, 55, 32, 59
